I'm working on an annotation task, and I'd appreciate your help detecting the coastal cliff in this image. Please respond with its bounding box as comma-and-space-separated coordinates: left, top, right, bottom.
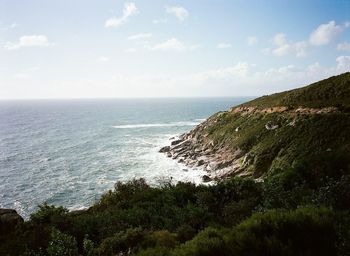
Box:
160, 72, 350, 181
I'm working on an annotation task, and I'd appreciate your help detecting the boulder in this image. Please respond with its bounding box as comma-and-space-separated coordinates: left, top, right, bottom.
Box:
0, 208, 23, 233
202, 175, 212, 183
171, 139, 183, 146
196, 159, 206, 167
159, 146, 171, 153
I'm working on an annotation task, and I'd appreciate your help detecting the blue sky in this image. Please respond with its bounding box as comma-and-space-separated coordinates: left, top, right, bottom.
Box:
0, 0, 349, 99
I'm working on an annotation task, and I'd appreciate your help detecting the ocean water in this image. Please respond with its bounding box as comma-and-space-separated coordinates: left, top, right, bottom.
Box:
0, 98, 249, 218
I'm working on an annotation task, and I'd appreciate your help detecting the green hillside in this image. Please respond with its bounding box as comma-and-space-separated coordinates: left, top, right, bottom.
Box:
240, 72, 350, 109
187, 72, 350, 178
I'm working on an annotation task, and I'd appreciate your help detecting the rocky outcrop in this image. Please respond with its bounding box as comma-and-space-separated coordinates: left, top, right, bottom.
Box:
159, 114, 250, 181
0, 208, 23, 234
159, 103, 343, 182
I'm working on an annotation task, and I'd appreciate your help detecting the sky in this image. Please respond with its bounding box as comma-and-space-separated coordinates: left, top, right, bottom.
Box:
0, 0, 350, 99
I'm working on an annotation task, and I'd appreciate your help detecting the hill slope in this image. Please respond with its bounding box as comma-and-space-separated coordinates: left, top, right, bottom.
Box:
161, 72, 350, 180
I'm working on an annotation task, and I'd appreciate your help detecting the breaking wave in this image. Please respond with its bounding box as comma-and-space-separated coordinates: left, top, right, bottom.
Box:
112, 121, 201, 129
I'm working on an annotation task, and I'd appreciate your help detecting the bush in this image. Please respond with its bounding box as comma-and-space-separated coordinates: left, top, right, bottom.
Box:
47, 228, 78, 256
228, 207, 337, 256
97, 228, 145, 255
30, 203, 68, 225
172, 227, 230, 256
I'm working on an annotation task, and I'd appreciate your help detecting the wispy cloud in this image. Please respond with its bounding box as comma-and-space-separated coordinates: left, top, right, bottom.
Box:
269, 33, 308, 58
125, 48, 136, 53
151, 38, 186, 51
166, 6, 189, 22
5, 35, 52, 50
247, 36, 258, 46
337, 42, 350, 51
96, 56, 109, 62
128, 33, 152, 40
0, 23, 18, 31
217, 43, 231, 49
14, 67, 40, 79
153, 18, 167, 25
105, 2, 139, 28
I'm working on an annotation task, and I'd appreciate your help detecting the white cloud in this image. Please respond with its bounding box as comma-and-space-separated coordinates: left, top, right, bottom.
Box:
125, 48, 136, 53
309, 21, 342, 46
217, 43, 231, 49
105, 2, 139, 28
5, 57, 348, 98
272, 33, 287, 46
262, 48, 271, 55
0, 23, 18, 31
247, 36, 258, 46
344, 21, 350, 28
128, 33, 152, 40
153, 18, 167, 24
166, 6, 189, 22
96, 56, 109, 62
5, 35, 52, 50
336, 56, 350, 71
151, 38, 186, 51
337, 42, 350, 51
187, 57, 349, 95
270, 33, 308, 57
192, 62, 251, 83
13, 67, 40, 79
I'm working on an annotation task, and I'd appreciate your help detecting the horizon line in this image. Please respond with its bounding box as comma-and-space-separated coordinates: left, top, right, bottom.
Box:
0, 96, 259, 101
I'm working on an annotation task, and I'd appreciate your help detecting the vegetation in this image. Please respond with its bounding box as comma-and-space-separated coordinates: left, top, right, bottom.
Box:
202, 73, 350, 177
0, 150, 349, 255
240, 72, 350, 109
1, 73, 350, 255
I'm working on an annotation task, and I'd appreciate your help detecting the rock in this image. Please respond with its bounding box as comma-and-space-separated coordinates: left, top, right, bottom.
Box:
169, 137, 175, 140
196, 159, 206, 167
182, 169, 188, 172
68, 209, 87, 216
171, 139, 183, 146
242, 153, 254, 168
159, 146, 171, 153
202, 175, 212, 183
265, 122, 279, 130
0, 208, 23, 233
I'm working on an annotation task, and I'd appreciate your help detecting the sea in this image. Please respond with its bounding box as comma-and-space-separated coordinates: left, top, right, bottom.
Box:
0, 97, 250, 218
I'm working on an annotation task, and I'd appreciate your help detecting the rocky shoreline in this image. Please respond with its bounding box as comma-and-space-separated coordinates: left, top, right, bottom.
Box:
159, 105, 341, 182
159, 113, 251, 182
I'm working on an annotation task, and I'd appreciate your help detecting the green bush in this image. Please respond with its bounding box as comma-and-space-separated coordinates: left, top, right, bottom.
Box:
97, 227, 145, 255
228, 207, 337, 256
172, 227, 230, 256
47, 228, 78, 256
30, 203, 68, 225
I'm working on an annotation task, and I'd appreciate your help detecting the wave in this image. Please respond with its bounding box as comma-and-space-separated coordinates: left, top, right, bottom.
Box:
112, 121, 200, 129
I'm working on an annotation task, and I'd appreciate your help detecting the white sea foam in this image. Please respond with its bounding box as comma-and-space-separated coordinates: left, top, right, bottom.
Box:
117, 133, 207, 186
112, 121, 200, 129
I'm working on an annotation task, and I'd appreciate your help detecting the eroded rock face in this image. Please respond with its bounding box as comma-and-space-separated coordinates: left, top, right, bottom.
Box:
159, 115, 249, 181
0, 208, 24, 234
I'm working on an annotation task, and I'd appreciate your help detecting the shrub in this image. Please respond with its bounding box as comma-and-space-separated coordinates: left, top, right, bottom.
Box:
47, 228, 78, 256
172, 227, 230, 256
30, 203, 68, 225
97, 227, 145, 255
228, 206, 337, 256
